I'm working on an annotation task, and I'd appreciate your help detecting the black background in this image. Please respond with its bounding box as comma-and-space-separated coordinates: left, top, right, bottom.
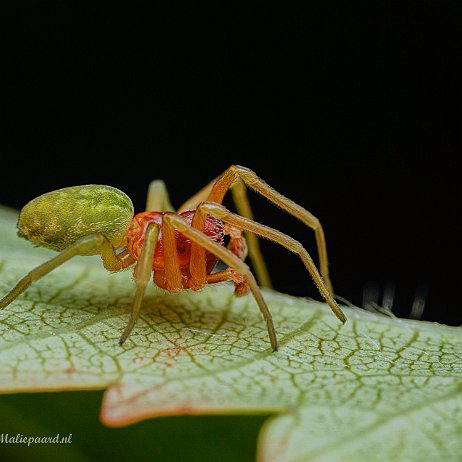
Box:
2, 3, 460, 325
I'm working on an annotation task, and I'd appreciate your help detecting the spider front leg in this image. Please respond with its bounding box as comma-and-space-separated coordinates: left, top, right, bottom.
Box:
208, 165, 334, 294
195, 202, 346, 324
119, 222, 159, 345
178, 176, 272, 290
163, 213, 279, 351
228, 178, 272, 289
0, 234, 130, 310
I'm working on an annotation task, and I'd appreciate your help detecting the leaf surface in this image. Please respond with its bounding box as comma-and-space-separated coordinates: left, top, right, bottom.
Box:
0, 206, 461, 461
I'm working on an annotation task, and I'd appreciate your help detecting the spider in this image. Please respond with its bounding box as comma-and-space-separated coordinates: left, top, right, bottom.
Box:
0, 165, 346, 351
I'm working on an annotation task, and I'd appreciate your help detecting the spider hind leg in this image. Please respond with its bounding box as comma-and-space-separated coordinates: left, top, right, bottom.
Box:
163, 212, 278, 351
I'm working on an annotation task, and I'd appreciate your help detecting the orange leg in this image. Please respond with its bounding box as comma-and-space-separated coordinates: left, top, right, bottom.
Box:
206, 269, 249, 296
194, 202, 346, 324
178, 175, 271, 290
228, 179, 272, 288
163, 213, 278, 351
207, 165, 334, 294
188, 205, 209, 290
161, 214, 184, 293
119, 223, 160, 345
113, 248, 137, 269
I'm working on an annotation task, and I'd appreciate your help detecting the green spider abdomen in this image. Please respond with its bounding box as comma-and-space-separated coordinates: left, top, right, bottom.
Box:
17, 185, 134, 253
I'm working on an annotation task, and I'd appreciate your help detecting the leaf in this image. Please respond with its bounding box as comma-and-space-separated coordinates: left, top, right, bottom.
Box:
0, 205, 461, 461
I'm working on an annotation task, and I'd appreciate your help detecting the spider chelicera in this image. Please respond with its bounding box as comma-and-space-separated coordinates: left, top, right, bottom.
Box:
0, 165, 346, 351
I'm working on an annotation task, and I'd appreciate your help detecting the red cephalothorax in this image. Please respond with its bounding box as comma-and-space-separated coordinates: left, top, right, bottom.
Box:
126, 210, 225, 290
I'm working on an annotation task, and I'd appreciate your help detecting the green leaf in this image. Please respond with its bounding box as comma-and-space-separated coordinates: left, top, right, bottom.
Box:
0, 205, 461, 461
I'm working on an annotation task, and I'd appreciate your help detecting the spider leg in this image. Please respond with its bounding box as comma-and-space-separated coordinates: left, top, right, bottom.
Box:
188, 205, 251, 290
163, 213, 278, 351
229, 178, 272, 289
119, 222, 159, 345
178, 177, 231, 290
161, 214, 184, 293
178, 176, 272, 289
178, 177, 217, 212
0, 234, 130, 310
196, 202, 347, 324
145, 180, 175, 212
207, 269, 249, 296
208, 165, 334, 294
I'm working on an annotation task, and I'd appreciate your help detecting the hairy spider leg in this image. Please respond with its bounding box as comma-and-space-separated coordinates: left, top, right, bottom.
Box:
206, 270, 249, 296
119, 222, 159, 345
195, 202, 346, 324
207, 165, 334, 294
145, 180, 175, 212
228, 179, 272, 289
163, 212, 278, 351
178, 177, 272, 290
161, 213, 184, 293
0, 234, 132, 310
